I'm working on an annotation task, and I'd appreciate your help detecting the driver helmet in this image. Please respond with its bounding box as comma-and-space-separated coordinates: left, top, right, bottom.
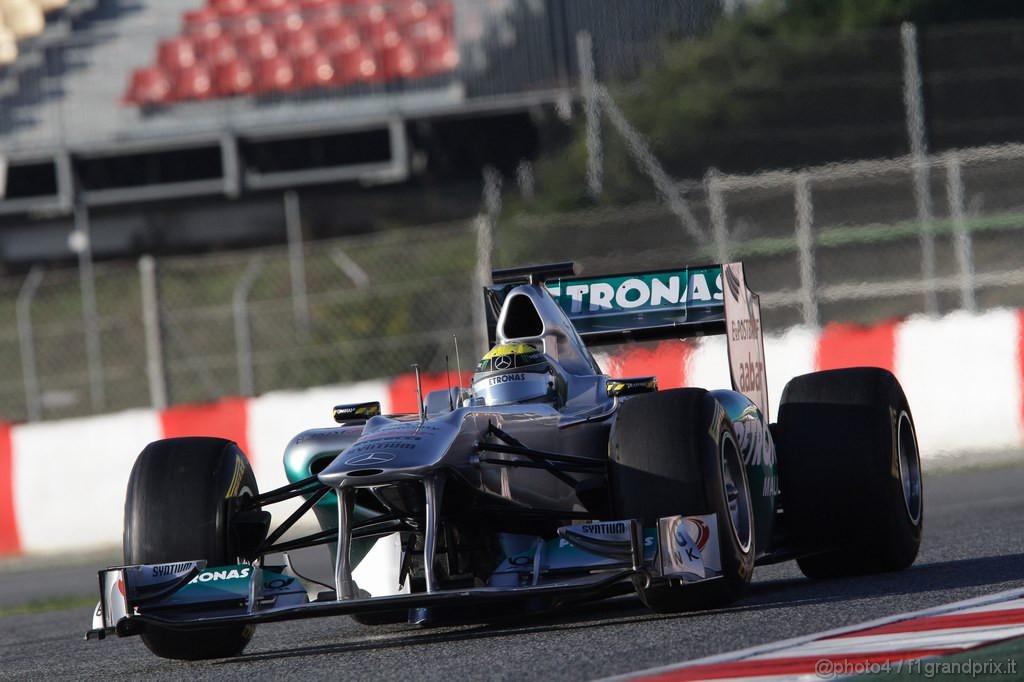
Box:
470, 343, 557, 406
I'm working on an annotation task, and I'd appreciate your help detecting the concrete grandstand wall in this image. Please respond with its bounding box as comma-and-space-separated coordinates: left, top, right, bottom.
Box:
1, 310, 1022, 556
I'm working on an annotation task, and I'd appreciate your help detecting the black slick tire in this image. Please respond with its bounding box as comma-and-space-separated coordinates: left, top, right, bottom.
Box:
610, 388, 755, 612
775, 367, 923, 578
124, 437, 259, 660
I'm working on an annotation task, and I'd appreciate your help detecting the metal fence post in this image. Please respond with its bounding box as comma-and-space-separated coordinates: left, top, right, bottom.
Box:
284, 190, 310, 333
945, 153, 977, 312
16, 266, 45, 422
472, 167, 501, 355
72, 203, 105, 413
794, 173, 819, 328
233, 256, 266, 397
138, 255, 168, 410
577, 30, 602, 200
705, 168, 730, 264
901, 22, 938, 315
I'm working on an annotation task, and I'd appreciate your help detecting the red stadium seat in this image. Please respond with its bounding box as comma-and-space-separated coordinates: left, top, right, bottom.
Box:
265, 4, 304, 33
172, 64, 214, 100
361, 16, 399, 49
393, 0, 429, 25
237, 29, 279, 60
294, 51, 334, 89
213, 58, 256, 96
379, 41, 418, 80
184, 7, 222, 40
209, 0, 248, 16
434, 0, 454, 27
254, 0, 289, 12
347, 0, 385, 23
402, 12, 444, 46
224, 6, 263, 36
125, 66, 172, 105
197, 32, 239, 65
418, 35, 457, 75
157, 37, 197, 72
279, 25, 318, 58
125, 0, 458, 105
255, 54, 295, 92
332, 45, 377, 85
318, 20, 360, 54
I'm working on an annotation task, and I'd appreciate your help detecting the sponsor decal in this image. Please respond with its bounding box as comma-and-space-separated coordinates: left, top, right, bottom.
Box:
263, 577, 296, 592
294, 428, 358, 444
684, 517, 711, 552
736, 352, 765, 395
187, 567, 251, 584
734, 415, 776, 468
762, 474, 779, 497
581, 522, 627, 535
547, 269, 724, 317
151, 562, 194, 578
722, 263, 769, 421
708, 401, 727, 445
344, 452, 396, 466
345, 441, 416, 453
225, 453, 246, 499
332, 401, 382, 422
555, 536, 657, 550
488, 373, 525, 385
494, 355, 513, 370
371, 424, 441, 436
606, 377, 658, 397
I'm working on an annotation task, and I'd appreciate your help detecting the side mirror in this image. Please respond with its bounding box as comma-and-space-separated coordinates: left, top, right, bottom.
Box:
333, 401, 381, 423
606, 377, 658, 398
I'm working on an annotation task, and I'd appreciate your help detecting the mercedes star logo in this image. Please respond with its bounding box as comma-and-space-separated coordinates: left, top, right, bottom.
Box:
344, 452, 396, 466
494, 355, 513, 370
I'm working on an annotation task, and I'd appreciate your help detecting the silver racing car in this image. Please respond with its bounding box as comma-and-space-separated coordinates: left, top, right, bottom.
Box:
87, 261, 923, 660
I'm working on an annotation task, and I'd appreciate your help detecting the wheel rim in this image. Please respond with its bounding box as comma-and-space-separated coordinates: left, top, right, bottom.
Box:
896, 410, 923, 526
720, 431, 752, 553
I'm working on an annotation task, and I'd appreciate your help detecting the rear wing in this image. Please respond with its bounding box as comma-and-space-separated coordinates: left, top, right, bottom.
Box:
485, 262, 769, 420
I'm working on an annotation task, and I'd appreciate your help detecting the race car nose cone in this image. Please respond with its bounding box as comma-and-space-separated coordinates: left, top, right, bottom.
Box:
317, 419, 460, 486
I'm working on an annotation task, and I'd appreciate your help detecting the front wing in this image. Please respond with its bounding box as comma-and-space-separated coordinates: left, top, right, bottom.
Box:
87, 513, 722, 639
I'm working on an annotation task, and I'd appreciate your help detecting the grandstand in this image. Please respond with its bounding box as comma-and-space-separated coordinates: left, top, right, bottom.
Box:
0, 0, 711, 263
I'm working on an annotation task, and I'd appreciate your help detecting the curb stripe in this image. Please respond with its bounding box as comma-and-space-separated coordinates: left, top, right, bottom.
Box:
608, 588, 1024, 682
0, 423, 18, 555
159, 396, 250, 454
639, 650, 948, 682
830, 606, 1024, 639
816, 319, 897, 373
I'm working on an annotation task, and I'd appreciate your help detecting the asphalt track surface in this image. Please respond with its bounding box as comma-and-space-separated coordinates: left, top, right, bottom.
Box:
2, 459, 1022, 681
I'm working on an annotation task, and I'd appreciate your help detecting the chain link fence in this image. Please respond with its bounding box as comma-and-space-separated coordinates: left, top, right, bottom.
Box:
4, 138, 1024, 423
496, 143, 1024, 334
2, 219, 480, 422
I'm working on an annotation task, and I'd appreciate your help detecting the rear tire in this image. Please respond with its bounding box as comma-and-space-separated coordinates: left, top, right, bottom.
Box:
124, 437, 259, 660
610, 389, 754, 612
776, 368, 923, 579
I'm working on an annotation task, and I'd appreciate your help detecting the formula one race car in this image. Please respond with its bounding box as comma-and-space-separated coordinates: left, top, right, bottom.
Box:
87, 262, 923, 660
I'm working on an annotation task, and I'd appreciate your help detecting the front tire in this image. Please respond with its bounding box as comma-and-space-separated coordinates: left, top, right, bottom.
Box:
610, 389, 755, 612
124, 437, 259, 660
776, 367, 923, 578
